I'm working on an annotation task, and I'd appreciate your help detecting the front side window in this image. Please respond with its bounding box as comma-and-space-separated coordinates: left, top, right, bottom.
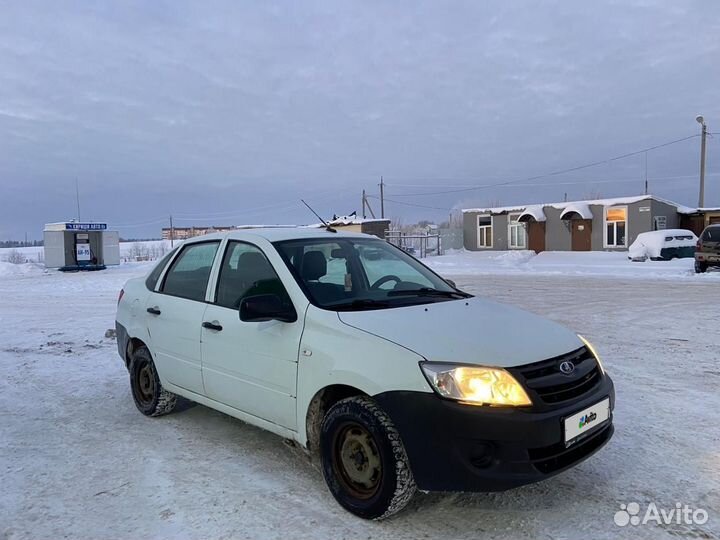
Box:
605, 207, 627, 247
161, 241, 220, 301
274, 238, 469, 311
508, 214, 527, 249
215, 241, 291, 309
477, 216, 492, 248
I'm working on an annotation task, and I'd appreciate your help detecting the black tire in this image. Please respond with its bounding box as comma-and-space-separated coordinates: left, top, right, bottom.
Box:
129, 347, 177, 417
320, 396, 416, 520
695, 261, 708, 273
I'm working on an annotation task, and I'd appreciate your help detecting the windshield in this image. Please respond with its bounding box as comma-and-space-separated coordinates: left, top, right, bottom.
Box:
273, 237, 470, 311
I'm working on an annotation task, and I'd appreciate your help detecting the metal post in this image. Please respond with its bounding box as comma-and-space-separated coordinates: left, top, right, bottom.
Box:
379, 176, 385, 219
170, 215, 175, 248
362, 190, 366, 219
699, 120, 707, 208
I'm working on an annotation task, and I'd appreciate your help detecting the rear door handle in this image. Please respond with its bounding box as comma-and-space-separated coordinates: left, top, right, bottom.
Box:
146, 307, 161, 315
202, 321, 223, 331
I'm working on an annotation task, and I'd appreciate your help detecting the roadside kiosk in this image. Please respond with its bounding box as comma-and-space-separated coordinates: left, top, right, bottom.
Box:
43, 222, 120, 271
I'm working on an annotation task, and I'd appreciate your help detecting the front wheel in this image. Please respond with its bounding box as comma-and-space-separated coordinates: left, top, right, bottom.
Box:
129, 347, 177, 416
320, 396, 416, 519
695, 261, 708, 273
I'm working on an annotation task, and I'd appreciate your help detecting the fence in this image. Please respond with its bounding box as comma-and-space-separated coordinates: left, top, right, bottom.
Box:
385, 230, 442, 258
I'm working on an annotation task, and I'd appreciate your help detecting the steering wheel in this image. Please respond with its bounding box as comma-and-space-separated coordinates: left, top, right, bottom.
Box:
370, 275, 402, 290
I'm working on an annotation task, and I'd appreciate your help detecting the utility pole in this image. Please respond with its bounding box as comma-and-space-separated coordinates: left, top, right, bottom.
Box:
169, 214, 175, 248
644, 151, 648, 195
75, 178, 81, 222
696, 115, 707, 207
362, 190, 366, 219
379, 176, 385, 219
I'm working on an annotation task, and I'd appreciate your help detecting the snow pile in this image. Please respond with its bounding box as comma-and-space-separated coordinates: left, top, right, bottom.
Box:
628, 230, 697, 260
0, 261, 44, 277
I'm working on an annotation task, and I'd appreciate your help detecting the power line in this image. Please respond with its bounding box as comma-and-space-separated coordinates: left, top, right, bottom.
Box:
385, 133, 701, 197
366, 195, 451, 211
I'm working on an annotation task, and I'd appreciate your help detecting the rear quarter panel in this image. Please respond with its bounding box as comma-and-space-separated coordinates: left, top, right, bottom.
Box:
116, 276, 153, 363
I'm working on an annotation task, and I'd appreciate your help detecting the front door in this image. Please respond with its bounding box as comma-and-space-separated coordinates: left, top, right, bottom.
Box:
527, 221, 546, 253
201, 241, 302, 429
146, 240, 221, 395
571, 219, 592, 251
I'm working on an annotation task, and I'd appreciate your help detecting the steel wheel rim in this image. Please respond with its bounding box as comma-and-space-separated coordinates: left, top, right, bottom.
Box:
333, 422, 382, 499
134, 362, 155, 405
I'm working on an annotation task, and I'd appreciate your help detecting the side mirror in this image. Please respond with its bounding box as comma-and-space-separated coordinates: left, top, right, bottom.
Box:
239, 294, 297, 323
445, 278, 457, 289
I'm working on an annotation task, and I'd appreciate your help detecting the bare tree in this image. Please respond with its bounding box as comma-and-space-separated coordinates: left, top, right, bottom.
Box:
4, 250, 25, 264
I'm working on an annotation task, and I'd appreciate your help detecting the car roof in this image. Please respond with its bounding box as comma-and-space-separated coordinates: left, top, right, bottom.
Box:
636, 229, 695, 238
183, 227, 375, 243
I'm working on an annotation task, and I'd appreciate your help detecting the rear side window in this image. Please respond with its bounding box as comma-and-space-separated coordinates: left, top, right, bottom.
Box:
215, 241, 290, 309
702, 227, 720, 241
161, 242, 220, 302
145, 247, 179, 290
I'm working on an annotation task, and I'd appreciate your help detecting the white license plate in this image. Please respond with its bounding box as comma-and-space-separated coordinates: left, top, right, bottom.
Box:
564, 398, 610, 445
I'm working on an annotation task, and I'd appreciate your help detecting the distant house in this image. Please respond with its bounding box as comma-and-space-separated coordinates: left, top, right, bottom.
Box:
160, 216, 392, 242
462, 195, 708, 253
161, 226, 237, 241
324, 214, 391, 239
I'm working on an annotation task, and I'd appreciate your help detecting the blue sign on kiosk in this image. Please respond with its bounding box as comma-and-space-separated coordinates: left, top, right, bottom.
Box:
65, 223, 108, 231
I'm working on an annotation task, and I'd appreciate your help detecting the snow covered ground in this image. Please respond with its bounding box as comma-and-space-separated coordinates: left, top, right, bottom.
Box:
1, 257, 719, 539
426, 249, 720, 280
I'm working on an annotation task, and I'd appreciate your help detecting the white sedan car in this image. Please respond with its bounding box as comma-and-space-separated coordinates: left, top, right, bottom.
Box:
116, 228, 614, 519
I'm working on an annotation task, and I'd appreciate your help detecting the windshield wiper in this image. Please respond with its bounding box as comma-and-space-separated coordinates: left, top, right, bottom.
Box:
387, 287, 471, 298
332, 299, 391, 311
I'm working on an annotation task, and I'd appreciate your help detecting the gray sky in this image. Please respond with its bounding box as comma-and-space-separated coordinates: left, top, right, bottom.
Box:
1, 0, 719, 239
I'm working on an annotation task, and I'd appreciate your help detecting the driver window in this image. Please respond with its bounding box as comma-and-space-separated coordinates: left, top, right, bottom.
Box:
215, 242, 290, 310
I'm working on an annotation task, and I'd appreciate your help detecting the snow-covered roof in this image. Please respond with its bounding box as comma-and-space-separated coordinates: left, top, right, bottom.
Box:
462, 194, 695, 215
559, 202, 593, 220
679, 206, 720, 214
517, 205, 546, 222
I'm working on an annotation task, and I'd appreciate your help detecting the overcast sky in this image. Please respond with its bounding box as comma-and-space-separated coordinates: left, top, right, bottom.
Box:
1, 0, 719, 239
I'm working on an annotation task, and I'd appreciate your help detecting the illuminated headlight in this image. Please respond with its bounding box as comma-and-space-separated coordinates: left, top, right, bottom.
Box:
420, 363, 532, 407
578, 334, 605, 375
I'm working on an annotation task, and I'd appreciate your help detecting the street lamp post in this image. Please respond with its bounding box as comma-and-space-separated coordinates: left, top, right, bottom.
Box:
696, 115, 707, 208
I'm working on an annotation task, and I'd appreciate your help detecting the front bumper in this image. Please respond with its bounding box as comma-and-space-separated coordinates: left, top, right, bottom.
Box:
373, 374, 614, 492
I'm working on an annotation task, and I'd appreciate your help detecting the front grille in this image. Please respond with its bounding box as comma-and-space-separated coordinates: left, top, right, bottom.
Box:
510, 346, 602, 405
528, 422, 612, 474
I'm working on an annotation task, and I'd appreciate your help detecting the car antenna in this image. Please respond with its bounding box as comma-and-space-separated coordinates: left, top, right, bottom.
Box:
301, 199, 337, 233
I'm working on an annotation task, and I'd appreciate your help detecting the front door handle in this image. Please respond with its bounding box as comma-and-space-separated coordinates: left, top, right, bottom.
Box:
202, 321, 223, 331
146, 307, 161, 315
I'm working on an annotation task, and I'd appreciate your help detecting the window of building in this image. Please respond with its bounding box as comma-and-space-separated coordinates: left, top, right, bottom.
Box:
508, 214, 527, 249
161, 241, 220, 301
477, 216, 493, 248
605, 206, 627, 247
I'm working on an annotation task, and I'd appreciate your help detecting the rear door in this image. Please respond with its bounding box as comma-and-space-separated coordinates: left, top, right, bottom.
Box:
201, 240, 302, 429
146, 240, 221, 395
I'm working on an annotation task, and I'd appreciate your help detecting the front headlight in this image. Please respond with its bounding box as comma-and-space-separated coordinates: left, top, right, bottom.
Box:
420, 363, 532, 407
578, 335, 606, 375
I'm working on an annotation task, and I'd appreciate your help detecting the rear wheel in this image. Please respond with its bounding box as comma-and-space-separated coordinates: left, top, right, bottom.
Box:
695, 261, 708, 273
320, 396, 416, 519
129, 347, 177, 416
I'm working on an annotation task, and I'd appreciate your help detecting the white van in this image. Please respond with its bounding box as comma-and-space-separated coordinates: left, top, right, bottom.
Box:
115, 228, 614, 519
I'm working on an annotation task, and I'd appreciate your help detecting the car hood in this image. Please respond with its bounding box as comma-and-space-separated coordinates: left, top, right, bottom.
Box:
337, 297, 582, 368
